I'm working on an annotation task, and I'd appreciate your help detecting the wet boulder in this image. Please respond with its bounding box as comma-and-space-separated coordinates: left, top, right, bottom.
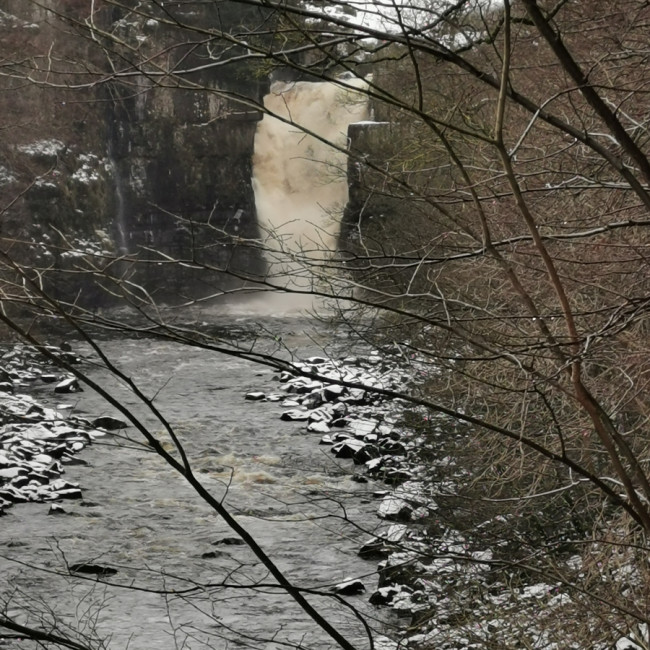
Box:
280, 409, 310, 421
212, 537, 245, 546
332, 579, 365, 596
55, 376, 83, 393
332, 438, 366, 459
92, 416, 128, 430
201, 550, 225, 559
69, 563, 118, 576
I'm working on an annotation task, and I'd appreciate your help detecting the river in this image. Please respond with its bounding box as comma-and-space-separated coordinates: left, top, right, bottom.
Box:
0, 311, 393, 650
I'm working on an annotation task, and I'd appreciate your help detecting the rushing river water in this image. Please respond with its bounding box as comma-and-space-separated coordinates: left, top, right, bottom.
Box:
0, 313, 391, 650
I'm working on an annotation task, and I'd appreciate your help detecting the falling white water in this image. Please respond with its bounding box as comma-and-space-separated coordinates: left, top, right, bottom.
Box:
107, 147, 129, 255
252, 78, 369, 300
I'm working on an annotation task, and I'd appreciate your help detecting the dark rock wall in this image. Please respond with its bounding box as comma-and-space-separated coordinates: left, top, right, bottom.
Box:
0, 1, 271, 304
108, 81, 266, 300
104, 1, 273, 300
1, 1, 382, 306
343, 121, 399, 245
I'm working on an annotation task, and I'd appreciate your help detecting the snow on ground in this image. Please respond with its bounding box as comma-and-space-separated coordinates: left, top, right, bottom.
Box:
17, 139, 66, 159
0, 8, 37, 30
304, 0, 502, 36
0, 165, 16, 186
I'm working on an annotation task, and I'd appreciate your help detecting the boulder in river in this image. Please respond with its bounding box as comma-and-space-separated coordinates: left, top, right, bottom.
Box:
54, 377, 83, 393
332, 578, 366, 595
280, 409, 310, 421
91, 416, 128, 431
69, 563, 118, 576
212, 537, 245, 546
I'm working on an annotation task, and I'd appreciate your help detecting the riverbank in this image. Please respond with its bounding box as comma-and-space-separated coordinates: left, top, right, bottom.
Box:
1, 337, 644, 650
250, 351, 647, 650
0, 334, 387, 650
0, 344, 125, 515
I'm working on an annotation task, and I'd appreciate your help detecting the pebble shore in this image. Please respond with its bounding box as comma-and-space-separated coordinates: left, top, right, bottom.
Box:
0, 344, 124, 516
246, 352, 641, 650
246, 351, 436, 646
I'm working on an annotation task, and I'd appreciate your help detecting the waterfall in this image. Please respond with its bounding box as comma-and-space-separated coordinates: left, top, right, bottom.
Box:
107, 138, 129, 255
252, 78, 369, 298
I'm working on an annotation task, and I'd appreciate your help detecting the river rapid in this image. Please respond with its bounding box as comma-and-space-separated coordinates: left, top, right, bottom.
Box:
0, 311, 391, 650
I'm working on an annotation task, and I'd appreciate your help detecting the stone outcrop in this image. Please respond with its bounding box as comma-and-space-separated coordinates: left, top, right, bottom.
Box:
106, 3, 270, 298
0, 2, 271, 304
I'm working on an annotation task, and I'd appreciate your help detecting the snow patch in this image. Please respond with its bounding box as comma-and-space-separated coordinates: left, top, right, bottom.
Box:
18, 139, 66, 159
0, 165, 16, 186
72, 154, 101, 184
60, 237, 111, 260
304, 0, 503, 47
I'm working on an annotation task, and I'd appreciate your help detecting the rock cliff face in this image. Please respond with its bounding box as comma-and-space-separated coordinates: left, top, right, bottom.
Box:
344, 121, 398, 242
0, 2, 384, 307
0, 1, 269, 304
106, 2, 272, 300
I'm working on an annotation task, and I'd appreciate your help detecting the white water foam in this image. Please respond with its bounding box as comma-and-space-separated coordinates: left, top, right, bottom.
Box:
252, 78, 369, 310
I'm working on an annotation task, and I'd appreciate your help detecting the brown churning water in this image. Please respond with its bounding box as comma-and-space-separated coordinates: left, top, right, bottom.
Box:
252, 78, 369, 302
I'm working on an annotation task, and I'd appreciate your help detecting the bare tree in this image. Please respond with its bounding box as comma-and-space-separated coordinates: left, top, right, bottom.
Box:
2, 0, 650, 647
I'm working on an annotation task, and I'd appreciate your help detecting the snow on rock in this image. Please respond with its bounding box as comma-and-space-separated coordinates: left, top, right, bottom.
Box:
18, 139, 66, 160
60, 236, 111, 260
307, 420, 330, 433
71, 154, 102, 184
55, 376, 83, 393
332, 578, 366, 595
0, 344, 106, 515
616, 623, 649, 650
377, 494, 413, 521
0, 165, 16, 186
347, 417, 378, 437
